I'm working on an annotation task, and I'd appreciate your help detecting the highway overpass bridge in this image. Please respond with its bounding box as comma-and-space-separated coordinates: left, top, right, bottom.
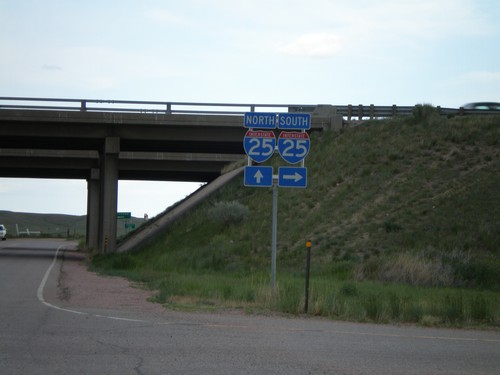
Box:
1, 97, 487, 252
0, 97, 340, 253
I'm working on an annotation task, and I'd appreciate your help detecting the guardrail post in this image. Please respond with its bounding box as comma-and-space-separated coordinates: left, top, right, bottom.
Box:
459, 107, 464, 116
347, 105, 352, 121
358, 104, 363, 120
369, 104, 375, 119
392, 105, 397, 117
166, 103, 171, 114
80, 101, 87, 112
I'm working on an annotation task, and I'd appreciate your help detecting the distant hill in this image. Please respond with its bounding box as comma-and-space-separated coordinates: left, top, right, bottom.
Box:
0, 211, 145, 238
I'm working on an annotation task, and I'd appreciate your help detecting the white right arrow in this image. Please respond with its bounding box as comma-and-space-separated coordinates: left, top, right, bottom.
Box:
254, 170, 264, 183
283, 172, 303, 182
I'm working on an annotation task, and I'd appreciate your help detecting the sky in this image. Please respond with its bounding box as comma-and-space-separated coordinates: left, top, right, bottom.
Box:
1, 0, 499, 217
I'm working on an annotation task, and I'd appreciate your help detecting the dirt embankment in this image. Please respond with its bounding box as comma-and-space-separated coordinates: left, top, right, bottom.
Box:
57, 256, 165, 314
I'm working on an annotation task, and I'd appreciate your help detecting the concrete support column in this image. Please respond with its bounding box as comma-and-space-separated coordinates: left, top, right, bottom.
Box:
98, 137, 120, 253
86, 168, 100, 251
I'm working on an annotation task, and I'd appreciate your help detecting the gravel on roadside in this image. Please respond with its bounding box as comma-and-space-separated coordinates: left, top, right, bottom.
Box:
57, 256, 166, 315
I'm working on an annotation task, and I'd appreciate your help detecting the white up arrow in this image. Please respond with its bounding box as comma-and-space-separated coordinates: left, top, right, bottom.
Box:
254, 170, 264, 183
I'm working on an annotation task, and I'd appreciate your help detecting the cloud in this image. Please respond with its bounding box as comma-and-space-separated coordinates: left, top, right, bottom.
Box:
0, 180, 16, 194
457, 71, 500, 84
440, 71, 500, 104
340, 0, 495, 40
42, 64, 63, 71
280, 32, 343, 58
276, 1, 493, 59
444, 71, 500, 90
19, 46, 179, 92
143, 8, 188, 26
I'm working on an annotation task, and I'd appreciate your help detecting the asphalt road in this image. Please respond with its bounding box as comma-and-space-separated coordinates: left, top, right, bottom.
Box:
1, 239, 499, 375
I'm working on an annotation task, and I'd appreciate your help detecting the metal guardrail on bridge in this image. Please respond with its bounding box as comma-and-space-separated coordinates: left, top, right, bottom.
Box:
0, 97, 497, 120
0, 97, 293, 115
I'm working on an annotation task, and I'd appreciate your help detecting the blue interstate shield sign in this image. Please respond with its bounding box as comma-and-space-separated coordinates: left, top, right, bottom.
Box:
243, 130, 276, 163
277, 131, 310, 164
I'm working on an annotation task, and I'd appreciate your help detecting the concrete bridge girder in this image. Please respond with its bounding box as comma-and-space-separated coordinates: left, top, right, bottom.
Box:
0, 148, 242, 181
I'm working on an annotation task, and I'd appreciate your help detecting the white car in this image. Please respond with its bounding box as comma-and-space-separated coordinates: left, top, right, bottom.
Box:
0, 224, 6, 240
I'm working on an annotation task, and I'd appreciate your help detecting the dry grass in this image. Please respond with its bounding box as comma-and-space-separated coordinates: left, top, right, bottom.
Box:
355, 252, 454, 287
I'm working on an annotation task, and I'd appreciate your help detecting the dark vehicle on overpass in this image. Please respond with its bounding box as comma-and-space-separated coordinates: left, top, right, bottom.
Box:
463, 102, 500, 111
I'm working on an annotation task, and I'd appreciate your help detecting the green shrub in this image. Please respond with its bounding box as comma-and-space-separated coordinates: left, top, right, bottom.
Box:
388, 293, 402, 319
453, 258, 500, 290
364, 294, 382, 321
401, 299, 424, 323
412, 104, 439, 124
91, 253, 139, 271
384, 220, 403, 233
208, 201, 249, 226
468, 294, 494, 322
276, 282, 302, 313
323, 260, 356, 280
443, 295, 464, 323
340, 282, 359, 297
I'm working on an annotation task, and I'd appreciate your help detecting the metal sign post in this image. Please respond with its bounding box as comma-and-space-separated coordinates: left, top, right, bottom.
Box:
271, 182, 278, 290
243, 112, 311, 290
304, 240, 312, 313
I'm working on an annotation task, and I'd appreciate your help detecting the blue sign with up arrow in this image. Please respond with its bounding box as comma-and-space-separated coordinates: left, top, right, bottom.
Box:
244, 166, 273, 187
278, 167, 307, 188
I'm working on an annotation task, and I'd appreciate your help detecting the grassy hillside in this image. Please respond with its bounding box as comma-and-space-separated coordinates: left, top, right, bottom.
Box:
92, 108, 500, 326
122, 109, 499, 287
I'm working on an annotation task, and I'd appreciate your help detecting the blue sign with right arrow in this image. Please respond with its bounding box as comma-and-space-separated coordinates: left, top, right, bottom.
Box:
278, 167, 307, 188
